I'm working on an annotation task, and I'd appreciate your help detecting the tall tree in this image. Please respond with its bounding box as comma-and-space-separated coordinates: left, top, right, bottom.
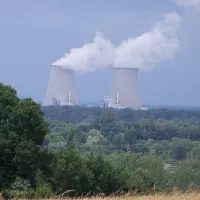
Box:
0, 83, 49, 190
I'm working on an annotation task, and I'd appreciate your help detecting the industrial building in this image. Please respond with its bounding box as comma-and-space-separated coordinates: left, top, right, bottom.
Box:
43, 64, 147, 110
43, 64, 77, 106
104, 67, 148, 110
104, 93, 124, 109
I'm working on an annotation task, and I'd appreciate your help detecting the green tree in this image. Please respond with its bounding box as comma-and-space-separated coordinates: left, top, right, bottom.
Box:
0, 83, 49, 190
86, 155, 122, 194
66, 127, 76, 150
50, 149, 94, 195
86, 129, 105, 151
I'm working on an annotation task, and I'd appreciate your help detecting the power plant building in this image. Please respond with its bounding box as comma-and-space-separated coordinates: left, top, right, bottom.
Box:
104, 67, 147, 110
43, 64, 147, 110
43, 65, 77, 106
104, 93, 123, 109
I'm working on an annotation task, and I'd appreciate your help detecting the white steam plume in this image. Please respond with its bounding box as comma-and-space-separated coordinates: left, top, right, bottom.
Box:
52, 32, 115, 73
175, 0, 200, 9
53, 12, 181, 72
113, 12, 182, 71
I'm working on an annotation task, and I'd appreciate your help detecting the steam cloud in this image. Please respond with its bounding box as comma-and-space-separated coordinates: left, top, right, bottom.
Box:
175, 0, 200, 9
114, 12, 181, 71
52, 32, 115, 73
53, 12, 181, 72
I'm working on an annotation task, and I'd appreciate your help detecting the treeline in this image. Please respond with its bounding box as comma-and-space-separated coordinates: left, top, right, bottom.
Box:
42, 105, 200, 123
2, 83, 200, 198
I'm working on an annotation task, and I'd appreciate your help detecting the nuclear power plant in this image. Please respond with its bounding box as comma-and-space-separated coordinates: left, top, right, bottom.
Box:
104, 68, 147, 110
43, 64, 77, 106
43, 64, 147, 110
42, 13, 177, 110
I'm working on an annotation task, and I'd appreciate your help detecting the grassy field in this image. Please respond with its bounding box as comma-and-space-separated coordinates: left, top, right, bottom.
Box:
4, 192, 200, 200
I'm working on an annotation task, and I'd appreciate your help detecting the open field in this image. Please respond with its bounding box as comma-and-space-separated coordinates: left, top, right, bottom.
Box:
5, 192, 200, 200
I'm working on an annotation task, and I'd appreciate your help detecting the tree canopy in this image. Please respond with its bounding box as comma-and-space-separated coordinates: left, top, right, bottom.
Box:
0, 83, 49, 190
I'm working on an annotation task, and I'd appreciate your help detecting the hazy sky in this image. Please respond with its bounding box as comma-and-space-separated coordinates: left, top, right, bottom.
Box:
0, 0, 200, 106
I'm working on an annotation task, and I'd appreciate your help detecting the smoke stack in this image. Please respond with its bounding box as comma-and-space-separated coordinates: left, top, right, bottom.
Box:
43, 65, 77, 106
111, 68, 142, 109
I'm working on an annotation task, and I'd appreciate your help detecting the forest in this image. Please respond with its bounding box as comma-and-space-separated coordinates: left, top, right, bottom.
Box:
2, 83, 200, 198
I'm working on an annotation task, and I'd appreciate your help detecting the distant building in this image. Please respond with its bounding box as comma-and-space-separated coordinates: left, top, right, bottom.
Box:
51, 91, 75, 106
104, 93, 148, 110
104, 67, 148, 110
43, 65, 77, 106
104, 93, 124, 109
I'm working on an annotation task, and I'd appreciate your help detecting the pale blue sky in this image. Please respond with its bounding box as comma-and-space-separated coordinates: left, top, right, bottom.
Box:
0, 0, 200, 106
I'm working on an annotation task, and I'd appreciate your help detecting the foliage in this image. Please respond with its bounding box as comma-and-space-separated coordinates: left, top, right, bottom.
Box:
3, 84, 200, 197
0, 83, 49, 190
40, 106, 200, 195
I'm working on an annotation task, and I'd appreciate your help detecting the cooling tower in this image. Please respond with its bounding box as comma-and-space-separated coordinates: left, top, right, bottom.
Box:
111, 68, 142, 109
43, 65, 77, 106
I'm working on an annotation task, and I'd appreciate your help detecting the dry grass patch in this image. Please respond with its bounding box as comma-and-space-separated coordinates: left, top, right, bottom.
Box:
3, 192, 200, 200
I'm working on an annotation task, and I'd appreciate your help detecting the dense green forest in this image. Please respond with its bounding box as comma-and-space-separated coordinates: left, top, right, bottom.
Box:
42, 105, 200, 123
2, 83, 200, 198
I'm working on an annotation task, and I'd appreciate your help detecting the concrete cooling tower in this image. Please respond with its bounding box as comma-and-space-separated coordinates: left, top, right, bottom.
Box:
105, 68, 142, 110
43, 65, 77, 106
